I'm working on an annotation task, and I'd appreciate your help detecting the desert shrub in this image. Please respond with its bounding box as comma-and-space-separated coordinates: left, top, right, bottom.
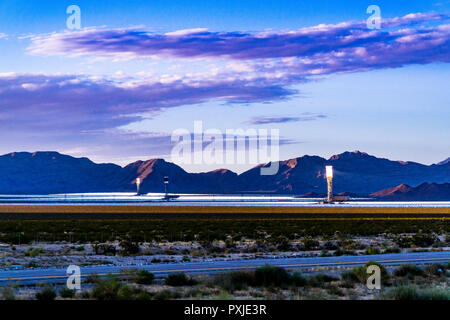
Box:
424, 263, 446, 276
217, 267, 311, 291
216, 271, 256, 292
25, 248, 43, 257
0, 287, 15, 300
395, 233, 437, 248
351, 261, 390, 285
165, 273, 197, 286
341, 270, 359, 284
153, 289, 181, 300
302, 237, 320, 251
135, 270, 155, 285
394, 264, 424, 278
254, 265, 291, 287
274, 236, 291, 251
93, 243, 117, 255
119, 239, 140, 255
419, 288, 450, 300
365, 247, 381, 255
59, 287, 76, 298
35, 287, 57, 301
333, 248, 356, 256
117, 285, 133, 300
323, 241, 338, 250
308, 274, 337, 287
291, 272, 307, 287
384, 285, 450, 300
384, 247, 401, 254
91, 276, 122, 300
136, 290, 152, 300
327, 284, 345, 296
411, 233, 437, 247
320, 250, 331, 257
383, 284, 420, 300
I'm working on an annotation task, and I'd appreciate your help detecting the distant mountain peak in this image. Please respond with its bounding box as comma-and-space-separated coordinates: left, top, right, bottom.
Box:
126, 158, 166, 167
207, 169, 237, 175
4, 151, 91, 163
7, 151, 61, 158
328, 150, 369, 161
370, 184, 413, 198
286, 158, 298, 168
437, 157, 450, 165
370, 183, 450, 201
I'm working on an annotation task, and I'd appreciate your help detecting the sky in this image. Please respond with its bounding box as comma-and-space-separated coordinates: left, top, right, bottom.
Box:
0, 0, 449, 173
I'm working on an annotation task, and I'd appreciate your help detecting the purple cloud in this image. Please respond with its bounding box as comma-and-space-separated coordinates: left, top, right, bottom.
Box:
28, 13, 449, 61
0, 73, 295, 135
245, 114, 326, 125
27, 12, 450, 88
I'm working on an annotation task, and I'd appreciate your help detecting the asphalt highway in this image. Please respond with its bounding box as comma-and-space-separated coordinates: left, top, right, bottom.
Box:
0, 251, 448, 286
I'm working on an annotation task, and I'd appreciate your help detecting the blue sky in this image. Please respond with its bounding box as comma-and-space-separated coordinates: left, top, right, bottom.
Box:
0, 0, 449, 172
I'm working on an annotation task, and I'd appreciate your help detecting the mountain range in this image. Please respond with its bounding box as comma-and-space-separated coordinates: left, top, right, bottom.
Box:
0, 150, 449, 199
370, 183, 450, 201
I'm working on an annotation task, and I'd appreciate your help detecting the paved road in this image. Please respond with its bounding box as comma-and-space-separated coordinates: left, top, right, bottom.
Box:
0, 251, 448, 286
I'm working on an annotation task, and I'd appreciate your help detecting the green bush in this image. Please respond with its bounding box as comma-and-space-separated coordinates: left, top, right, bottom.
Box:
394, 264, 424, 278
118, 285, 133, 300
254, 265, 291, 287
333, 248, 356, 256
341, 270, 359, 284
327, 284, 345, 296
136, 290, 152, 300
59, 287, 76, 298
153, 289, 181, 300
384, 284, 420, 300
91, 276, 122, 300
216, 271, 255, 292
93, 243, 116, 255
384, 247, 401, 254
424, 263, 446, 276
1, 287, 15, 300
216, 267, 310, 291
384, 285, 450, 300
411, 233, 437, 247
119, 240, 140, 255
420, 288, 450, 300
302, 238, 320, 251
351, 261, 390, 285
308, 273, 337, 287
36, 287, 57, 301
291, 272, 307, 287
25, 248, 43, 257
135, 270, 155, 285
165, 273, 197, 286
365, 247, 381, 255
